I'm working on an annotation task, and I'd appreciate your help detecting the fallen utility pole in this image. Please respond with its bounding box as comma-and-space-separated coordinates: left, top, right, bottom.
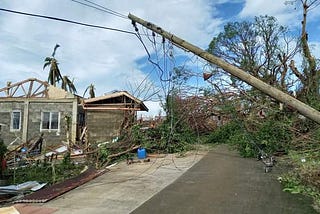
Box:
128, 13, 320, 124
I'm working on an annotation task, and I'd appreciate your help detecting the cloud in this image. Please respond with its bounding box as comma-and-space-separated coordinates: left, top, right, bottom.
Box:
0, 0, 224, 117
138, 100, 164, 118
3, 0, 318, 118
239, 0, 300, 26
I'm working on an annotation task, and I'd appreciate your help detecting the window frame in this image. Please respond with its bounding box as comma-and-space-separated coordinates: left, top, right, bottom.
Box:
10, 110, 21, 131
40, 111, 60, 132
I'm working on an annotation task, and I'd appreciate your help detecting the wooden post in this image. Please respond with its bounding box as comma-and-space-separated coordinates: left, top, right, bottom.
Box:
128, 13, 320, 124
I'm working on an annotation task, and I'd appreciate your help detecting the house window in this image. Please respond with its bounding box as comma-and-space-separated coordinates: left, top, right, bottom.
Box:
11, 110, 21, 131
41, 112, 60, 131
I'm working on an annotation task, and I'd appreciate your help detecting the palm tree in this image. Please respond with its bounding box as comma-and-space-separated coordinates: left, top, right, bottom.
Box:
43, 44, 63, 86
83, 84, 96, 98
62, 76, 77, 94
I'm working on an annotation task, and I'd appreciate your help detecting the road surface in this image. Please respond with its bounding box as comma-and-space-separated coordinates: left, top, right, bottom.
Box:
131, 145, 317, 214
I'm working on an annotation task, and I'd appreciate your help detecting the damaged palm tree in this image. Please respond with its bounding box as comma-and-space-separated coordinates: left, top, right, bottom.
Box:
43, 44, 77, 94
43, 44, 63, 87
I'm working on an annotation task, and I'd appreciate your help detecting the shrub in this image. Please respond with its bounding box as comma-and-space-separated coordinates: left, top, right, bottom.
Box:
254, 119, 292, 154
205, 121, 243, 144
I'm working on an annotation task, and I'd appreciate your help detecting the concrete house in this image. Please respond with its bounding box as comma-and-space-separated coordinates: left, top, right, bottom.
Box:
0, 78, 148, 146
0, 78, 80, 146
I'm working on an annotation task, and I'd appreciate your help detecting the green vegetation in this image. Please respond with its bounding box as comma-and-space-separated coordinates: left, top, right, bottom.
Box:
202, 114, 320, 208
204, 113, 293, 158
203, 2, 320, 207
6, 154, 84, 185
4, 1, 319, 207
130, 122, 196, 154
279, 149, 320, 209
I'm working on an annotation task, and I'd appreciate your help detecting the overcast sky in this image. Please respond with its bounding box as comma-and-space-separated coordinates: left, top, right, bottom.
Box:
0, 0, 320, 117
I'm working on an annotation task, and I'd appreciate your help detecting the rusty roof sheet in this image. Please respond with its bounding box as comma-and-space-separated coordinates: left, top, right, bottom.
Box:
15, 168, 106, 203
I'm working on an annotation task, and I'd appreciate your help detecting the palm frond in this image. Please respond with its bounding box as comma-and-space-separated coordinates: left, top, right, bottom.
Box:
44, 57, 52, 62
43, 62, 51, 70
62, 76, 77, 94
83, 84, 95, 98
52, 44, 60, 57
43, 57, 52, 70
89, 84, 95, 98
61, 76, 67, 91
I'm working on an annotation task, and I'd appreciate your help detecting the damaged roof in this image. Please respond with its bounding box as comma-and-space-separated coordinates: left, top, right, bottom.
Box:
0, 78, 76, 99
0, 79, 148, 111
83, 91, 148, 111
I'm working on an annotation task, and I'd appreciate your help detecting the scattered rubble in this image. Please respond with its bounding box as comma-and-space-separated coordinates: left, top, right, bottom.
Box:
0, 131, 146, 205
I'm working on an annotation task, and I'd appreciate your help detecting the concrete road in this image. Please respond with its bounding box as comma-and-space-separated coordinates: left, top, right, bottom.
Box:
131, 145, 317, 214
36, 145, 318, 214
41, 150, 206, 214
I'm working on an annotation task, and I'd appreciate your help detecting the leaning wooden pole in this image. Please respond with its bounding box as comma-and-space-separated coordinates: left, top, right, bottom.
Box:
128, 13, 320, 124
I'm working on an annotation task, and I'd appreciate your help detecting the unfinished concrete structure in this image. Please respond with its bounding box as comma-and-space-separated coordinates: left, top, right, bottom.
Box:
82, 91, 148, 143
0, 79, 148, 146
0, 78, 80, 146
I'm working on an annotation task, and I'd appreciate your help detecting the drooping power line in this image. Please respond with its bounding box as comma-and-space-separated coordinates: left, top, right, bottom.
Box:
0, 7, 134, 35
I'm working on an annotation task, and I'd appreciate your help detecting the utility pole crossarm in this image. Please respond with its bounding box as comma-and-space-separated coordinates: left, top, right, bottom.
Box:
128, 13, 320, 124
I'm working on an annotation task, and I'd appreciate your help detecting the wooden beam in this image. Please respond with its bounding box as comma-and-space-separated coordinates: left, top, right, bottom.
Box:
82, 107, 142, 111
27, 80, 34, 97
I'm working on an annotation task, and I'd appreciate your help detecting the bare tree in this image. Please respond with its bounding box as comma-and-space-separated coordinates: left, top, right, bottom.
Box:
288, 0, 320, 100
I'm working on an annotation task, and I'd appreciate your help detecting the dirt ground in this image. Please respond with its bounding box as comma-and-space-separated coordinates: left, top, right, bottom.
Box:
131, 145, 318, 214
